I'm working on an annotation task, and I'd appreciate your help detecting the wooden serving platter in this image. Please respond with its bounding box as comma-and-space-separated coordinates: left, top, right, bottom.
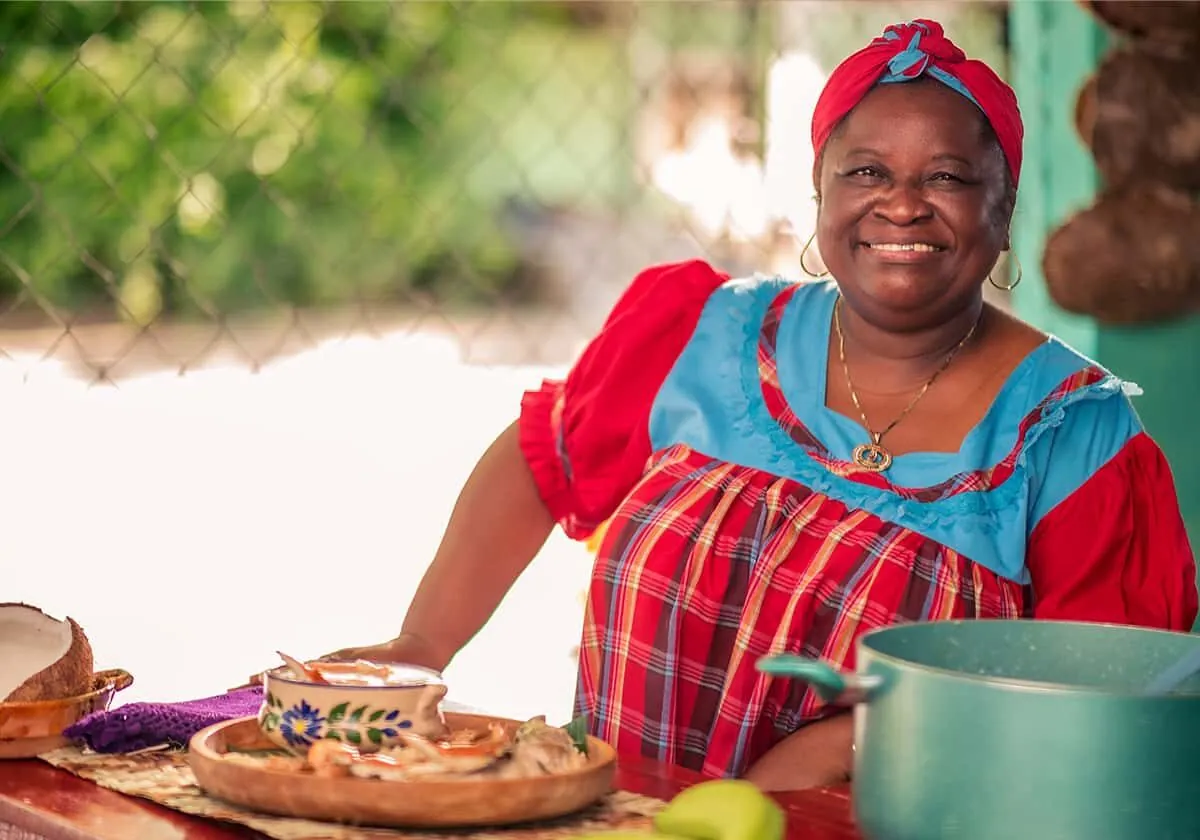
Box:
188, 714, 617, 829
0, 669, 134, 759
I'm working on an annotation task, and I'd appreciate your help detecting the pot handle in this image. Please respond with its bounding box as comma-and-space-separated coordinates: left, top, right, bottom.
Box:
755, 655, 884, 705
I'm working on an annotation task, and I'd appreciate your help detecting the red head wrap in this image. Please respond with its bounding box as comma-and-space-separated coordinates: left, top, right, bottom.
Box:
811, 19, 1023, 187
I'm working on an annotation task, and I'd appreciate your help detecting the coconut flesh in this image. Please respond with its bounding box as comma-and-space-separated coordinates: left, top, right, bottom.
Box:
0, 603, 94, 703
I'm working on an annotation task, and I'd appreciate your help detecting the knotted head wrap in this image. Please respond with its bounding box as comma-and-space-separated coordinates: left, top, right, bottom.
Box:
811, 19, 1024, 188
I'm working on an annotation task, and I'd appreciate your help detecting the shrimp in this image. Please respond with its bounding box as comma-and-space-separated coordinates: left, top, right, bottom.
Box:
306, 738, 401, 778
432, 722, 510, 758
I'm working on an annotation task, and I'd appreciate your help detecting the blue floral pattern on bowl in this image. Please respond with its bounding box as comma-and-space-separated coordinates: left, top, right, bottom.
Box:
277, 699, 325, 748
259, 691, 414, 751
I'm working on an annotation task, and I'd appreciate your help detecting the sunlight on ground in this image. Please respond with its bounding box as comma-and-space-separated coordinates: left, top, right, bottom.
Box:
3, 329, 593, 723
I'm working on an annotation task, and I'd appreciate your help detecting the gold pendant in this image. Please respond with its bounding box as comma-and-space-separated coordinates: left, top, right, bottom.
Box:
852, 442, 893, 473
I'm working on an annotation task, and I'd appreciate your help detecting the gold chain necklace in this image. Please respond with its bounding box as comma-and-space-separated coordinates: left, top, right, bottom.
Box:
834, 298, 979, 473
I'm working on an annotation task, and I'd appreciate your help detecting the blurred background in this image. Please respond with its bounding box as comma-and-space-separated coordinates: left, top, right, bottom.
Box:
2, 0, 1196, 722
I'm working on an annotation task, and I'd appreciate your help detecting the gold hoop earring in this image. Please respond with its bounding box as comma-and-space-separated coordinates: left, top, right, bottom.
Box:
988, 252, 1022, 291
799, 232, 829, 279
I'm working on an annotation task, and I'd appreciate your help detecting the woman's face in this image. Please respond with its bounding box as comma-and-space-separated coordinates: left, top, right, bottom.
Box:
815, 79, 1012, 330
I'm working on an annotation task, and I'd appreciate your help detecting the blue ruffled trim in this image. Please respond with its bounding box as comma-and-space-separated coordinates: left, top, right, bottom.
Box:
726, 276, 1130, 537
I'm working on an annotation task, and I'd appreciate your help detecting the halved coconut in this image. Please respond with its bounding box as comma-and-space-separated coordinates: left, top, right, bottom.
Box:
0, 603, 94, 703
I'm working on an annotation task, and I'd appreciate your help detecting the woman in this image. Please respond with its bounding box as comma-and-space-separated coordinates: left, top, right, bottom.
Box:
331, 20, 1198, 790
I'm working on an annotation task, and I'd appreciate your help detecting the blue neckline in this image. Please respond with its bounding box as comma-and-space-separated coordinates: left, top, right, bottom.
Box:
774, 281, 1068, 488
646, 273, 1138, 581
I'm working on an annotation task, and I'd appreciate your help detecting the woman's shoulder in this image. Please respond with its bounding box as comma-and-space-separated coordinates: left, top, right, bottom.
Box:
698, 273, 837, 334
601, 261, 832, 343
986, 308, 1136, 418
1022, 336, 1138, 427
604, 259, 728, 315
993, 320, 1149, 526
960, 309, 1142, 499
710, 272, 836, 304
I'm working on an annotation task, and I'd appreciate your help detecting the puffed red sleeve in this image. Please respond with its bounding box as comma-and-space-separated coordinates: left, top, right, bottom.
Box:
518, 259, 729, 541
1027, 432, 1198, 631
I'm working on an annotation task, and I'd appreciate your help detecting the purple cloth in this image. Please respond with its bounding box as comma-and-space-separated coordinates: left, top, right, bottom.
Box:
64, 687, 264, 753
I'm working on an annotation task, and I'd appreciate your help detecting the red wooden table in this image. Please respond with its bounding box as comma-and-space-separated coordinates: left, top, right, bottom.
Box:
0, 757, 860, 840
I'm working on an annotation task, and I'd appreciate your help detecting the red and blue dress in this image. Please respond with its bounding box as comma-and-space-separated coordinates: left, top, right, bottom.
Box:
518, 259, 1198, 779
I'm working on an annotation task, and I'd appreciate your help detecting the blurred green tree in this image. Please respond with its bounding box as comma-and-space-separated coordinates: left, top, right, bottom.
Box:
0, 1, 624, 324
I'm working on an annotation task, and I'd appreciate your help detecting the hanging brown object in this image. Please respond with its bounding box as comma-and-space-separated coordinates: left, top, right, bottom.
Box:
1074, 45, 1200, 193
1042, 184, 1200, 325
1077, 1, 1200, 47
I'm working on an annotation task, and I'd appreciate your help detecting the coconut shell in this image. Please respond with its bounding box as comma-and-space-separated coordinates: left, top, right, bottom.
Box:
1077, 1, 1200, 46
0, 603, 95, 703
1078, 45, 1200, 194
1043, 184, 1200, 325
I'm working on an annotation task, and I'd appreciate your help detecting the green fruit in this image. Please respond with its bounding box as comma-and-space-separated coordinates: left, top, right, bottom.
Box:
572, 833, 687, 840
653, 780, 785, 840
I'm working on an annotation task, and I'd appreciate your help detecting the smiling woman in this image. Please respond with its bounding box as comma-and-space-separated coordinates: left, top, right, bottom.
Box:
817, 79, 1013, 328
319, 19, 1199, 793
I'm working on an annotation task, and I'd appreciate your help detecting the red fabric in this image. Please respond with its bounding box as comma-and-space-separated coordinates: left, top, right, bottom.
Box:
519, 263, 1196, 779
1028, 432, 1198, 631
811, 18, 1023, 187
563, 276, 1024, 776
582, 444, 1025, 777
518, 259, 728, 540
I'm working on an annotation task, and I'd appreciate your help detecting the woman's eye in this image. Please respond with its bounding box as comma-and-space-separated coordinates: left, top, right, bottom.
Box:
930, 172, 963, 183
847, 166, 883, 179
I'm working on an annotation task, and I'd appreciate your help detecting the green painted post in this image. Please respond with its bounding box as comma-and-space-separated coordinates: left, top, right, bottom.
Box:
1008, 0, 1108, 352
1010, 1, 1200, 622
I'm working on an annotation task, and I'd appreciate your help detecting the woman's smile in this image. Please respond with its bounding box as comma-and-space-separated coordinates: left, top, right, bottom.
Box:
858, 240, 948, 263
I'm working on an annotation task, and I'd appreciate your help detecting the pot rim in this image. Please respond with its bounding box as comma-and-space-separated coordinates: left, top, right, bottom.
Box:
857, 619, 1200, 700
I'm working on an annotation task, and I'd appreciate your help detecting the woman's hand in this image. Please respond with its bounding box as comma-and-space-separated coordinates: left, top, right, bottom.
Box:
229, 421, 553, 694
743, 713, 854, 792
319, 631, 448, 672
230, 632, 448, 691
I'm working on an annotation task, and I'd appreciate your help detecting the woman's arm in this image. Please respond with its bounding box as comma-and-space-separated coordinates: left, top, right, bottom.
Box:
742, 713, 854, 791
401, 420, 555, 667
331, 260, 731, 668
1027, 430, 1197, 630
333, 421, 554, 671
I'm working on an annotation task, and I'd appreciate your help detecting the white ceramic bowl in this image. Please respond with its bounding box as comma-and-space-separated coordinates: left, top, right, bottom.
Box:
257, 661, 445, 754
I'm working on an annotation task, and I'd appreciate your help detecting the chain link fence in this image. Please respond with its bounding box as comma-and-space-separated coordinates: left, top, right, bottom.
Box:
0, 0, 1008, 382
3, 0, 1011, 716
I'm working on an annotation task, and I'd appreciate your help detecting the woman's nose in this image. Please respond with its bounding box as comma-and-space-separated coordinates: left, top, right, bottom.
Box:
873, 183, 933, 224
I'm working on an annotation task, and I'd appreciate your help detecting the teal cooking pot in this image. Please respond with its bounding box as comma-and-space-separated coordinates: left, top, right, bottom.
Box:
758, 620, 1200, 840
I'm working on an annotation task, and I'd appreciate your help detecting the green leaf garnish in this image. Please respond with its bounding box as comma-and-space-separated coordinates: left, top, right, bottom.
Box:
563, 714, 589, 756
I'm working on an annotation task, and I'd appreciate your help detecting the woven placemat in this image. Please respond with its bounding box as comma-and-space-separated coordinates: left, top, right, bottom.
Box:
39, 747, 664, 840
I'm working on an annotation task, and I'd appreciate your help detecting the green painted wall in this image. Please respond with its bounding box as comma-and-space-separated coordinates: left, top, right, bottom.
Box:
1009, 1, 1200, 623
1008, 0, 1108, 350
